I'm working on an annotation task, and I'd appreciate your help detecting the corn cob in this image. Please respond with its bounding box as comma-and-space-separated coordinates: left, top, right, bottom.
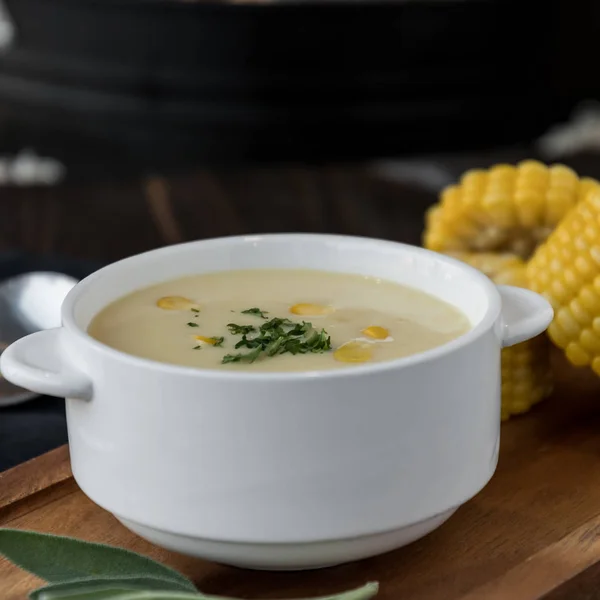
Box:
445, 251, 527, 287
424, 160, 598, 259
527, 186, 600, 376
447, 252, 553, 420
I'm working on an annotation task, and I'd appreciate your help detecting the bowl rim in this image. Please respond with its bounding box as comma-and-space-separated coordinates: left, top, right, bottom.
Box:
61, 233, 502, 381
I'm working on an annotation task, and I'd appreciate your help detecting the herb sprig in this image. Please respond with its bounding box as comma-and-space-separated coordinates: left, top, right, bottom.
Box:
227, 323, 256, 335
241, 307, 269, 319
223, 311, 332, 364
0, 529, 378, 599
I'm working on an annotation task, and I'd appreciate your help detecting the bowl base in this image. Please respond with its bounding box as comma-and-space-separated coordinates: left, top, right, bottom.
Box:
116, 508, 457, 570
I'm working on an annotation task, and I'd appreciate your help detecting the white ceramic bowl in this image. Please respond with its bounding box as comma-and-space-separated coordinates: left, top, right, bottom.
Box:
0, 234, 553, 570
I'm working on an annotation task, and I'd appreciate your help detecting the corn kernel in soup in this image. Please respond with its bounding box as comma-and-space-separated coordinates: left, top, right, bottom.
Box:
87, 269, 470, 372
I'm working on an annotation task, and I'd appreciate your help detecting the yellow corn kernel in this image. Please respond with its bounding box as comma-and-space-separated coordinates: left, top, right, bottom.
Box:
289, 303, 334, 316
361, 326, 389, 340
194, 336, 221, 345
334, 341, 373, 363
446, 251, 553, 420
423, 160, 599, 260
528, 187, 600, 374
157, 296, 199, 310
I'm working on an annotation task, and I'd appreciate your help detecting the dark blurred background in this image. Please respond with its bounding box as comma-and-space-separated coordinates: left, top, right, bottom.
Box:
1, 0, 600, 470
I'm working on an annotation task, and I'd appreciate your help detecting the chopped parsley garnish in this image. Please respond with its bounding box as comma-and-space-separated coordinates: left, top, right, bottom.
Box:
241, 307, 269, 319
208, 336, 225, 347
222, 315, 331, 364
227, 323, 256, 335
191, 308, 200, 313
193, 345, 201, 350
187, 322, 199, 327
222, 347, 263, 364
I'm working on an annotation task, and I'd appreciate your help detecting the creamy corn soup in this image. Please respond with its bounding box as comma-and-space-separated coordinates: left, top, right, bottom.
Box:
88, 269, 471, 372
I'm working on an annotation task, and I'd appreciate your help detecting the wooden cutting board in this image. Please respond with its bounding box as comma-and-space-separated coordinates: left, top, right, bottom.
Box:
3, 355, 600, 600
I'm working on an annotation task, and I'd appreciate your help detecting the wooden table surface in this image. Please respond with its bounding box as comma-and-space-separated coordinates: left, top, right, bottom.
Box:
2, 353, 600, 599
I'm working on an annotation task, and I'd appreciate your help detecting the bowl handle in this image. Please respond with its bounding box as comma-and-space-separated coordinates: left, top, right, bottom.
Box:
0, 328, 92, 400
497, 285, 554, 348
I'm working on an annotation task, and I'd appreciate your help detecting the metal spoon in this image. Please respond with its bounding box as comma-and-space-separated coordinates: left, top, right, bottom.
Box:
0, 271, 78, 407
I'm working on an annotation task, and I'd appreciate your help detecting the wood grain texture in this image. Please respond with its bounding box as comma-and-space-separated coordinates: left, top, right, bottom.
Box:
0, 445, 72, 513
0, 455, 77, 528
543, 559, 600, 600
2, 354, 600, 600
0, 166, 435, 263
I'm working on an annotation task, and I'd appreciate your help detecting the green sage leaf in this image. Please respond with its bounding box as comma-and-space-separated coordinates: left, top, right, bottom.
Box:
0, 529, 196, 591
124, 582, 380, 600
31, 581, 379, 600
30, 577, 196, 599
284, 582, 379, 600
32, 589, 201, 600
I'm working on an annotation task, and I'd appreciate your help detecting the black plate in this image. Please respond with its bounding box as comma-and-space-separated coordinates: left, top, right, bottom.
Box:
0, 0, 573, 169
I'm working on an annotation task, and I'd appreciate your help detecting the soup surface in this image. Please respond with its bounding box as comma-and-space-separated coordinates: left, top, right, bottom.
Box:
88, 269, 471, 372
